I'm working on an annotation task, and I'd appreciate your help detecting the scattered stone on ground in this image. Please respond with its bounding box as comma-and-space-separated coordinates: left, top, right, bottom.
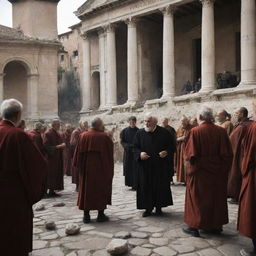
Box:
106, 239, 129, 255
65, 223, 80, 235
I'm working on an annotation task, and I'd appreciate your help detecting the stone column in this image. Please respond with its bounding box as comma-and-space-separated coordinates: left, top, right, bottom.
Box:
81, 33, 91, 111
200, 0, 215, 92
162, 5, 175, 98
126, 18, 139, 104
239, 0, 256, 87
106, 24, 117, 106
0, 73, 4, 103
98, 29, 106, 108
27, 74, 39, 119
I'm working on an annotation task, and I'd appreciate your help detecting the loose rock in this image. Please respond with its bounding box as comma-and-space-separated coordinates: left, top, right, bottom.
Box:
114, 231, 131, 239
65, 223, 80, 235
106, 239, 129, 255
34, 203, 45, 211
45, 221, 56, 230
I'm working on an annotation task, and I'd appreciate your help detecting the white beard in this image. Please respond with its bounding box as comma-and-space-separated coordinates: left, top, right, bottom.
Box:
144, 126, 154, 132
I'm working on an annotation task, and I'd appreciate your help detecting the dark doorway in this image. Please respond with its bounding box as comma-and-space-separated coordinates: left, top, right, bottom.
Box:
193, 38, 201, 83
235, 32, 241, 72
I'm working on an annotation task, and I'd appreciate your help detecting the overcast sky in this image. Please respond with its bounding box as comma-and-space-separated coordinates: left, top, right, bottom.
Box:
0, 0, 86, 34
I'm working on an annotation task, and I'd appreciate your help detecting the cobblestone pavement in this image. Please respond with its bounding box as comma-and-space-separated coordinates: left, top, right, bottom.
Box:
31, 163, 252, 256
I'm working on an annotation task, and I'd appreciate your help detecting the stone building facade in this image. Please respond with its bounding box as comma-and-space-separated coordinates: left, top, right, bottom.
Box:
0, 0, 60, 121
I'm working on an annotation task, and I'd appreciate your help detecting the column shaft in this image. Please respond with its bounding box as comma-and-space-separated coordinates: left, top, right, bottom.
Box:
127, 18, 139, 104
27, 74, 39, 119
0, 73, 4, 103
106, 24, 117, 106
81, 34, 91, 111
99, 30, 106, 108
240, 0, 256, 86
200, 0, 215, 92
162, 6, 175, 98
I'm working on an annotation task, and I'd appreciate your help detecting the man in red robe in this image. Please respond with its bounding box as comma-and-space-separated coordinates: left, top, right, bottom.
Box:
238, 101, 256, 256
71, 120, 88, 189
228, 107, 253, 204
183, 106, 233, 237
43, 119, 66, 197
73, 118, 114, 223
27, 122, 46, 156
0, 99, 47, 256
61, 123, 74, 176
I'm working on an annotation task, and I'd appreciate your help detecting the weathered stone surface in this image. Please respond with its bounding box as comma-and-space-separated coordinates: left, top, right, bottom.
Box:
169, 243, 195, 254
33, 240, 48, 250
131, 232, 149, 239
128, 238, 148, 247
149, 237, 169, 246
41, 233, 58, 240
153, 246, 177, 256
106, 239, 129, 255
152, 233, 163, 238
131, 246, 152, 256
44, 221, 56, 230
137, 226, 164, 233
52, 202, 66, 207
65, 238, 110, 250
198, 248, 223, 256
114, 231, 131, 239
65, 223, 80, 235
217, 244, 242, 256
77, 250, 91, 256
32, 247, 64, 256
34, 203, 45, 211
92, 250, 109, 256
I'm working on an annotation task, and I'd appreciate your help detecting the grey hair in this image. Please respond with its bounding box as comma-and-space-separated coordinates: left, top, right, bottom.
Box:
144, 112, 158, 123
0, 99, 23, 119
91, 117, 102, 128
51, 119, 60, 126
34, 122, 43, 130
198, 105, 214, 122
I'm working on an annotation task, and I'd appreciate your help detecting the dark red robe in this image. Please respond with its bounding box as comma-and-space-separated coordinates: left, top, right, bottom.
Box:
27, 129, 46, 156
61, 130, 73, 176
184, 122, 233, 230
0, 120, 47, 256
238, 122, 256, 239
73, 130, 114, 210
70, 128, 82, 185
228, 119, 253, 200
43, 128, 64, 190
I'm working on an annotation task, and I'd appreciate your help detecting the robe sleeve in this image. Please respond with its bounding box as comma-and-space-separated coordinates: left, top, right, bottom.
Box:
133, 130, 142, 162
17, 132, 47, 205
120, 129, 132, 149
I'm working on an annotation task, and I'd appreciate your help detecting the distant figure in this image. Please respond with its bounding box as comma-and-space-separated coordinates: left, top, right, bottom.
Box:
17, 119, 26, 130
133, 114, 176, 217
71, 121, 88, 190
61, 123, 74, 176
27, 122, 46, 157
175, 116, 192, 184
183, 106, 233, 237
120, 116, 139, 190
194, 78, 201, 92
237, 100, 256, 256
182, 80, 193, 94
216, 110, 233, 135
228, 107, 253, 204
43, 119, 66, 197
162, 117, 177, 184
189, 117, 199, 128
73, 118, 114, 223
0, 99, 47, 256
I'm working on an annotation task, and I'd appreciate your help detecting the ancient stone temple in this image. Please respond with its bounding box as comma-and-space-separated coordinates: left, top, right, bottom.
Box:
60, 0, 256, 129
0, 0, 60, 121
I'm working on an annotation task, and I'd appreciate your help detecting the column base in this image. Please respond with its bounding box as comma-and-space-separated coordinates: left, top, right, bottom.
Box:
199, 88, 214, 94
125, 100, 138, 107
161, 93, 175, 99
237, 81, 256, 89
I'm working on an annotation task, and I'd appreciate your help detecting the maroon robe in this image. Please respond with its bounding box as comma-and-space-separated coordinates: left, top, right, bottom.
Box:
27, 129, 46, 156
184, 122, 233, 230
61, 130, 72, 176
0, 120, 47, 255
73, 130, 114, 210
70, 128, 82, 185
228, 119, 253, 200
238, 122, 256, 239
43, 128, 64, 190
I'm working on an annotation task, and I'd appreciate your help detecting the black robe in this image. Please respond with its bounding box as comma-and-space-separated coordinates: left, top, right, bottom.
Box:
133, 126, 176, 210
120, 126, 139, 189
164, 125, 177, 179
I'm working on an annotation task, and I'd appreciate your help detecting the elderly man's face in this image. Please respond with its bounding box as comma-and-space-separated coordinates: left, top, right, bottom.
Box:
144, 117, 157, 129
66, 124, 73, 132
82, 121, 88, 131
162, 118, 168, 127
53, 122, 60, 131
234, 108, 243, 122
216, 111, 226, 122
180, 117, 188, 127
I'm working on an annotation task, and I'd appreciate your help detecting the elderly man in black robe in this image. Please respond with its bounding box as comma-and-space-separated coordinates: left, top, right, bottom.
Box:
133, 113, 176, 217
120, 116, 139, 190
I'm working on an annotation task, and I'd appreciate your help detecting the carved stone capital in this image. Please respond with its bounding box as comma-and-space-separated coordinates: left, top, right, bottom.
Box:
105, 23, 117, 33
160, 5, 176, 16
124, 17, 139, 28
97, 28, 105, 38
200, 0, 215, 6
81, 32, 90, 40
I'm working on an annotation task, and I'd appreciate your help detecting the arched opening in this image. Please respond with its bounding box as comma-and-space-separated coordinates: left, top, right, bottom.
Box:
3, 61, 28, 116
91, 71, 100, 109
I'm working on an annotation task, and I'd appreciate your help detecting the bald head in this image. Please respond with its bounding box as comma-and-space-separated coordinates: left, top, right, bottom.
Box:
216, 110, 229, 122
144, 113, 158, 132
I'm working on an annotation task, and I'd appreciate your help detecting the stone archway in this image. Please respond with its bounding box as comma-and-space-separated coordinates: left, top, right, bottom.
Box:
91, 71, 100, 109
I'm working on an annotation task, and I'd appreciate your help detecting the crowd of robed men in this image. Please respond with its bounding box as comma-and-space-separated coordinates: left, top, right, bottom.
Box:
0, 98, 256, 256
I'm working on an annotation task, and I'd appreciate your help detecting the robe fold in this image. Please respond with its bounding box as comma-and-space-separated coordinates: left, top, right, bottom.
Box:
0, 120, 47, 256
73, 130, 114, 210
228, 119, 253, 200
184, 122, 233, 230
70, 128, 82, 185
238, 122, 256, 239
27, 129, 46, 156
175, 125, 192, 183
61, 130, 73, 176
120, 126, 139, 188
133, 126, 175, 210
43, 128, 64, 190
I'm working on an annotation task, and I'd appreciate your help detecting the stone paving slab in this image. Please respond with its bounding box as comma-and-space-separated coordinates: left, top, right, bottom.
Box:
30, 163, 252, 256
